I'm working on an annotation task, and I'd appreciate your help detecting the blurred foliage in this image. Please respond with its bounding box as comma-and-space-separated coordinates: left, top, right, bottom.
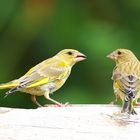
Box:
0, 0, 140, 108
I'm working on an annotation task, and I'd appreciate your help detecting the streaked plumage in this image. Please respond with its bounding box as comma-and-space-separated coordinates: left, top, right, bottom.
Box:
107, 48, 140, 114
0, 49, 86, 107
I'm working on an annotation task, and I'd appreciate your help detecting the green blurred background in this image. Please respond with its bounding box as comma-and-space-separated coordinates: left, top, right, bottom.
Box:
0, 0, 140, 108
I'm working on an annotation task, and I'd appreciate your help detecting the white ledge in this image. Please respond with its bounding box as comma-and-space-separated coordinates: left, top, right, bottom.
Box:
0, 104, 140, 140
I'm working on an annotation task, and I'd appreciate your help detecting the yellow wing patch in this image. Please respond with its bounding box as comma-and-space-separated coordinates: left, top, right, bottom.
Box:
25, 67, 35, 76
27, 77, 49, 88
115, 81, 125, 94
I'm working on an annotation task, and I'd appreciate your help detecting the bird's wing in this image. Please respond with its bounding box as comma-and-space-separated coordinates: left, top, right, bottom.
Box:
5, 59, 70, 95
21, 59, 69, 88
112, 62, 140, 96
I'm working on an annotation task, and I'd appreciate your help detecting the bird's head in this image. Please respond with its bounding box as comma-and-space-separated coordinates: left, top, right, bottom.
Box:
107, 48, 138, 64
56, 49, 87, 66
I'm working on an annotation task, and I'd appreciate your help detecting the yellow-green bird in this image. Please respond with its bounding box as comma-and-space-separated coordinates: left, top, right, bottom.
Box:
0, 49, 86, 107
107, 48, 140, 115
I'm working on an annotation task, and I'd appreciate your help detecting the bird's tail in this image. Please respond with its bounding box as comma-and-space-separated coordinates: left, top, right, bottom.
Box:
0, 80, 19, 89
122, 96, 136, 115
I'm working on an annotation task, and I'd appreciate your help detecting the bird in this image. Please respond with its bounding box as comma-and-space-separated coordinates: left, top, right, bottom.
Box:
107, 48, 140, 115
0, 49, 86, 107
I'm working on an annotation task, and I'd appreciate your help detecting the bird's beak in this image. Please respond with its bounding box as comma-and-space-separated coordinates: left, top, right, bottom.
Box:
75, 52, 87, 62
107, 52, 117, 60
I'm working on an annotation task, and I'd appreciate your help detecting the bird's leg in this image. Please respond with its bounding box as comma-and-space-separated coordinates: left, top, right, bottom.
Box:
44, 92, 63, 107
31, 95, 43, 107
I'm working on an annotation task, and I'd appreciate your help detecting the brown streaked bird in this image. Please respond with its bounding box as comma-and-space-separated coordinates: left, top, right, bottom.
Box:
0, 49, 86, 107
107, 48, 140, 115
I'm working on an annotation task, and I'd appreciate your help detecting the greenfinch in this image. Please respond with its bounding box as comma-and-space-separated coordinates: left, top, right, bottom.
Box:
107, 48, 140, 115
0, 49, 86, 107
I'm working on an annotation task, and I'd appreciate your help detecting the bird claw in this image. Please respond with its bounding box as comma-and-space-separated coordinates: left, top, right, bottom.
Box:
121, 109, 137, 115
44, 102, 70, 107
55, 102, 70, 107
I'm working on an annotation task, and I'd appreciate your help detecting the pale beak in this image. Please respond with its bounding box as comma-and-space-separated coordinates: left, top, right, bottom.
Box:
107, 52, 117, 60
75, 52, 87, 62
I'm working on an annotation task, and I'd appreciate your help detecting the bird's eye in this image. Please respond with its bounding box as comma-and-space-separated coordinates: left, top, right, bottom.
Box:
67, 51, 73, 55
117, 51, 122, 55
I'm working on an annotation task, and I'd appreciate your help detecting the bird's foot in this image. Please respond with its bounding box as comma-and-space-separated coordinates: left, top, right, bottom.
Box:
54, 102, 70, 107
45, 102, 70, 107
121, 109, 137, 115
